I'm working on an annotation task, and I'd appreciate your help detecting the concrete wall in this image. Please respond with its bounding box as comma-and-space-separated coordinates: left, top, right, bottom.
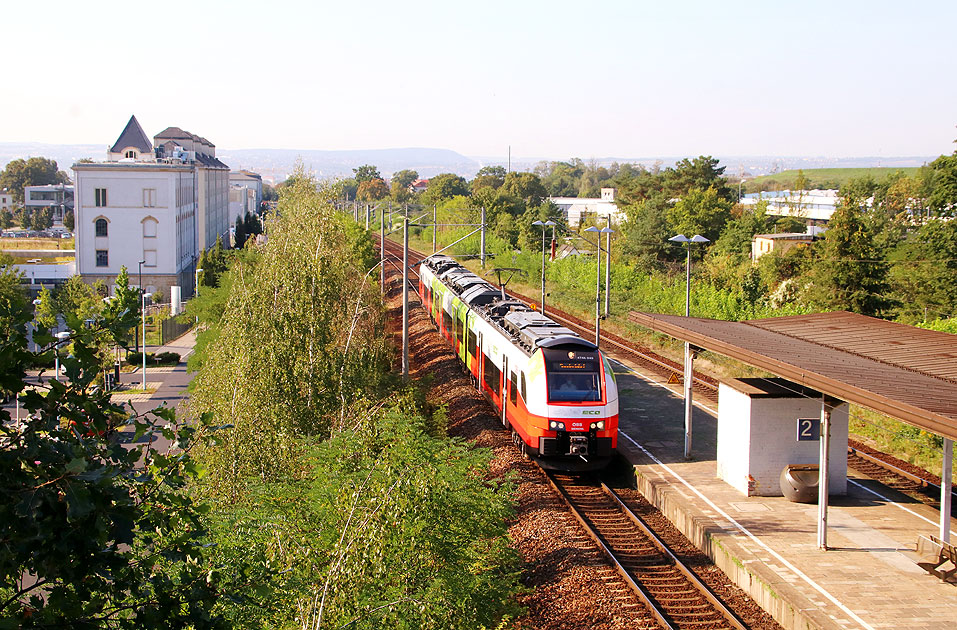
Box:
717, 382, 848, 496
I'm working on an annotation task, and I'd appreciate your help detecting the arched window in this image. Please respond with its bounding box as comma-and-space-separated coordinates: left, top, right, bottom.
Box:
142, 217, 158, 238
95, 218, 108, 237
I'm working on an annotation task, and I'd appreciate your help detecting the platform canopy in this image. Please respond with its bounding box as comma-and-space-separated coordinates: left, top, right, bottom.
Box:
629, 311, 957, 442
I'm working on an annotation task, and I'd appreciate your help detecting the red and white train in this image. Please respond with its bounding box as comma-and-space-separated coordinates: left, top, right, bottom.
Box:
419, 256, 618, 471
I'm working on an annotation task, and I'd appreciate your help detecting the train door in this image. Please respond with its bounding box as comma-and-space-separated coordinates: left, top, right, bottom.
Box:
501, 356, 509, 427
475, 331, 483, 390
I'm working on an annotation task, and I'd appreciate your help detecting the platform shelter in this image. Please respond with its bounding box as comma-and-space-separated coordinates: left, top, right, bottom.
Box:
629, 310, 957, 548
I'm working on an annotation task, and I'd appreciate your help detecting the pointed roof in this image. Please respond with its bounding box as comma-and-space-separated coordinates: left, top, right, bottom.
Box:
110, 115, 153, 154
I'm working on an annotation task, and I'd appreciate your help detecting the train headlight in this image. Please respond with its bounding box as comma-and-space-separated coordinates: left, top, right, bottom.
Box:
597, 421, 605, 430
549, 421, 565, 431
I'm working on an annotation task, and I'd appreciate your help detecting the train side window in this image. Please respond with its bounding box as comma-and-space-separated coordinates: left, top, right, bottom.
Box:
521, 372, 527, 401
455, 312, 465, 347
509, 371, 518, 405
442, 307, 453, 333
467, 328, 477, 357
483, 353, 500, 391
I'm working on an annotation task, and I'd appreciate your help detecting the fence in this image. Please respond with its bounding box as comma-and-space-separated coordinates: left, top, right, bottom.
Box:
160, 316, 196, 345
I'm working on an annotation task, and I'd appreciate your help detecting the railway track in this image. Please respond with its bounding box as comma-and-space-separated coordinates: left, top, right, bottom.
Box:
379, 236, 956, 523
546, 472, 748, 630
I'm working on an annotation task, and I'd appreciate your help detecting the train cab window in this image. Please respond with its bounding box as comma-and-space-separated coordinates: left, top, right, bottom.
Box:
509, 371, 518, 405
520, 372, 527, 401
483, 353, 500, 391
467, 328, 477, 357
543, 348, 601, 402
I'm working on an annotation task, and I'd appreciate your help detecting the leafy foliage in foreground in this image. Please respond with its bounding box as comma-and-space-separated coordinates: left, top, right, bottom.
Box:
190, 167, 389, 496
0, 279, 243, 628
206, 395, 523, 629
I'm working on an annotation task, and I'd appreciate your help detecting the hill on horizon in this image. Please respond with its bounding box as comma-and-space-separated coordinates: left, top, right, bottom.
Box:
0, 142, 938, 186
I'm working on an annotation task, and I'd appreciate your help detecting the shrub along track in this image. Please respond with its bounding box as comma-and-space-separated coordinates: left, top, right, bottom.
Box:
381, 264, 781, 630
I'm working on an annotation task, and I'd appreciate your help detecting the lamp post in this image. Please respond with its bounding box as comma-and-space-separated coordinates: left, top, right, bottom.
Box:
531, 220, 556, 313
604, 216, 613, 318
138, 260, 147, 391
668, 233, 710, 459
585, 225, 614, 347
54, 331, 70, 383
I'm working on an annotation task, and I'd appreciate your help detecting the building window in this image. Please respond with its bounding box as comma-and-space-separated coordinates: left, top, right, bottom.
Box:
143, 188, 156, 207
143, 218, 158, 237
95, 250, 108, 267
125, 150, 136, 159
144, 250, 157, 267
95, 188, 107, 207
95, 218, 108, 237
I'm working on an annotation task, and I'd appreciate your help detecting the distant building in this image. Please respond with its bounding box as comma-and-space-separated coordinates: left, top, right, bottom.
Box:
549, 187, 622, 227
73, 115, 230, 299
229, 170, 263, 211
409, 178, 429, 194
741, 190, 842, 223
0, 189, 13, 213
751, 232, 819, 261
24, 184, 74, 222
229, 185, 257, 221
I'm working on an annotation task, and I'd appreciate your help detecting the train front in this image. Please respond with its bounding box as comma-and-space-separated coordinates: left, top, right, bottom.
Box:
525, 341, 619, 471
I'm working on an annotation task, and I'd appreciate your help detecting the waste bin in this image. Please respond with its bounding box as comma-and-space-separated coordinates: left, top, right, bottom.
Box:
780, 464, 819, 503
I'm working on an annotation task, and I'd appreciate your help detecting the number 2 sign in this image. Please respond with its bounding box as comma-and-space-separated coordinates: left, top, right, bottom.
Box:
797, 417, 820, 441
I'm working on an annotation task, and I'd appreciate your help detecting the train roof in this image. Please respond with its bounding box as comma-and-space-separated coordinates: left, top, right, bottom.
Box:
421, 257, 599, 355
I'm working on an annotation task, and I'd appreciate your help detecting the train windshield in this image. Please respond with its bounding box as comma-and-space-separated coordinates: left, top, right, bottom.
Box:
543, 348, 602, 402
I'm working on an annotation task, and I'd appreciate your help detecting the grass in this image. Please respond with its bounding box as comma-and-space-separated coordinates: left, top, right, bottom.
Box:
849, 406, 954, 475
0, 237, 74, 250
745, 167, 920, 193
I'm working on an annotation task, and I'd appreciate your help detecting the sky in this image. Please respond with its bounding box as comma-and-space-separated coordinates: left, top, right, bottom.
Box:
3, 0, 956, 161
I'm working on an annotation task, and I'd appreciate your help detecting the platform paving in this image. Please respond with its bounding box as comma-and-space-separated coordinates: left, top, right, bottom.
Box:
609, 355, 957, 630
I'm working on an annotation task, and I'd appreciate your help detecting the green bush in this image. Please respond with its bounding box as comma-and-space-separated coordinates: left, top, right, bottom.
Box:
126, 351, 180, 366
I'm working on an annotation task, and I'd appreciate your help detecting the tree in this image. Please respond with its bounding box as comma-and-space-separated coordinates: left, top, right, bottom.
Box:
470, 166, 506, 194
390, 169, 418, 202
502, 171, 547, 207
925, 153, 957, 216
888, 218, 957, 322
0, 210, 12, 229
0, 255, 28, 349
234, 214, 247, 249
667, 187, 733, 244
668, 156, 733, 201
424, 173, 469, 203
352, 164, 382, 183
357, 178, 388, 201
0, 157, 70, 204
808, 202, 893, 317
0, 284, 244, 627
104, 266, 141, 347
197, 236, 229, 289
62, 208, 74, 231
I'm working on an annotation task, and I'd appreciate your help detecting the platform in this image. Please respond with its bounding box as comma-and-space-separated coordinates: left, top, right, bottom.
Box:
610, 356, 957, 630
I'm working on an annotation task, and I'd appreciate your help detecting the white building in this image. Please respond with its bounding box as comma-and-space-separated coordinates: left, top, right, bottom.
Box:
549, 187, 623, 227
0, 189, 13, 213
73, 115, 229, 299
24, 184, 74, 222
229, 185, 257, 221
229, 170, 263, 211
740, 190, 842, 223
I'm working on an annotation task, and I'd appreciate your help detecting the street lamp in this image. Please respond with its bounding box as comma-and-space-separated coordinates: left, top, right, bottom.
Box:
604, 216, 613, 317
531, 220, 556, 313
138, 259, 148, 391
54, 331, 70, 383
668, 233, 710, 459
584, 225, 614, 347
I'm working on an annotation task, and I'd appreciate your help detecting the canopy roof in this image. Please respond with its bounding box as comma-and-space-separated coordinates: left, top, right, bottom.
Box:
629, 311, 957, 441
